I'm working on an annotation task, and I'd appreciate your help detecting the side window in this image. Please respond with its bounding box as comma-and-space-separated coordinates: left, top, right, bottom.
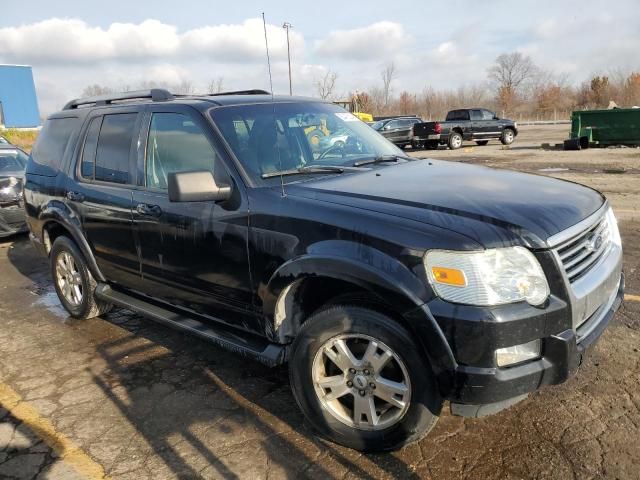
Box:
95, 113, 137, 184
482, 110, 495, 120
470, 110, 483, 121
80, 116, 102, 179
31, 117, 79, 170
386, 120, 399, 129
146, 113, 219, 190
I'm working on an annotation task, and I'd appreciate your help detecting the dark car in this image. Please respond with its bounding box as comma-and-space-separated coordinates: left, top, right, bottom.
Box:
24, 89, 624, 452
413, 108, 518, 150
371, 117, 423, 148
0, 144, 28, 237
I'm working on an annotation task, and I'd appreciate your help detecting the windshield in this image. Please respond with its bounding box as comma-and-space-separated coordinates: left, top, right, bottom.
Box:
209, 102, 403, 185
0, 149, 28, 173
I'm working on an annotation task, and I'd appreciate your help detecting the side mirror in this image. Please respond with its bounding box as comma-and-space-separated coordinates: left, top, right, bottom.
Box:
167, 170, 232, 203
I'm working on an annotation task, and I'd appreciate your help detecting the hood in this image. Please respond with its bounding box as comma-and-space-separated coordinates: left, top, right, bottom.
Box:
286, 159, 604, 248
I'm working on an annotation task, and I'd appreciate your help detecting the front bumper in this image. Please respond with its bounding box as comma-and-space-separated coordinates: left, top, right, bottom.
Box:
448, 273, 623, 407
0, 203, 27, 238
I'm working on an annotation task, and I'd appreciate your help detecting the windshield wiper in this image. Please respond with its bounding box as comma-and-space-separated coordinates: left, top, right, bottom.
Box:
261, 164, 361, 179
352, 154, 414, 167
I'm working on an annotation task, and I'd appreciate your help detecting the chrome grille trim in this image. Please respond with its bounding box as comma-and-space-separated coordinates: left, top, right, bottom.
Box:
553, 211, 611, 284
546, 203, 608, 248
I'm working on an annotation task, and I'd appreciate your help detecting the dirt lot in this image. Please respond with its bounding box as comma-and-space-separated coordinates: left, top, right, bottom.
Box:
0, 124, 638, 479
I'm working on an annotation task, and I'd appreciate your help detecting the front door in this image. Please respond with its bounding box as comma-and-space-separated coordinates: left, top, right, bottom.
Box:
131, 106, 257, 332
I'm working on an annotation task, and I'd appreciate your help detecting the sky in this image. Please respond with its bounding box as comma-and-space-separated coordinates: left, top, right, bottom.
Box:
1, 0, 639, 116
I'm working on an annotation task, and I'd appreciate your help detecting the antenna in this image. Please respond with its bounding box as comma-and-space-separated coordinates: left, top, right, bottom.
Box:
262, 12, 285, 197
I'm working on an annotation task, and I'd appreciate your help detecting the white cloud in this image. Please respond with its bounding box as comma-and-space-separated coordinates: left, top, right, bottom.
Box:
0, 17, 302, 64
314, 21, 409, 61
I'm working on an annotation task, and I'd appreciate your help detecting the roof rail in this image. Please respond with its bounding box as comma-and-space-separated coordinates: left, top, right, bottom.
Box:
207, 89, 270, 97
63, 89, 173, 110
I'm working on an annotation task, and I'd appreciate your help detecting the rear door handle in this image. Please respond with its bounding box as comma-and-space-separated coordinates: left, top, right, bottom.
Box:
136, 203, 162, 217
66, 191, 85, 202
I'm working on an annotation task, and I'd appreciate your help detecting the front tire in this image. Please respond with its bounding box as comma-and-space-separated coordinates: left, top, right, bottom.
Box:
448, 132, 463, 150
289, 306, 442, 452
50, 236, 112, 319
500, 128, 515, 145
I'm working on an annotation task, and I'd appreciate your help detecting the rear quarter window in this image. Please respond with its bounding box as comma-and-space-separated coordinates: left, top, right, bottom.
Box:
29, 117, 79, 176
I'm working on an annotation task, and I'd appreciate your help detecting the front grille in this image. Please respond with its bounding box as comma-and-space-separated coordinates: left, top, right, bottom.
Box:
555, 215, 610, 283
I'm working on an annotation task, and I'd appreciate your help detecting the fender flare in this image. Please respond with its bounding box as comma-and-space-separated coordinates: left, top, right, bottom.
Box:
263, 241, 457, 374
39, 201, 106, 282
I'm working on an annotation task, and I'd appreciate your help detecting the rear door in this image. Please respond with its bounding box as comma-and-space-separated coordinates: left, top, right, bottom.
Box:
70, 108, 140, 287
130, 104, 257, 332
469, 109, 486, 138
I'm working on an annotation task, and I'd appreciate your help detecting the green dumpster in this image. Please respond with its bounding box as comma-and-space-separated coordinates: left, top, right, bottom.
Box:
568, 108, 640, 148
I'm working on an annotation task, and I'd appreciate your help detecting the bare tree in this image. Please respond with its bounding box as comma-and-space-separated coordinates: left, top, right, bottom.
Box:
315, 70, 338, 100
207, 77, 225, 94
381, 62, 396, 107
488, 52, 538, 113
81, 84, 114, 97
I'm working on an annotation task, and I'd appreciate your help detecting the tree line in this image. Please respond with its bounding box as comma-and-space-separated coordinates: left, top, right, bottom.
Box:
80, 51, 640, 121
318, 52, 640, 121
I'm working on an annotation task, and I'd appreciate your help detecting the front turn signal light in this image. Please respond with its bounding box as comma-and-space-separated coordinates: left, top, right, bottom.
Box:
431, 267, 466, 287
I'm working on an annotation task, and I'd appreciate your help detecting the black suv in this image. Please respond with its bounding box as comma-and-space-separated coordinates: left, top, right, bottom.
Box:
371, 117, 423, 148
24, 89, 624, 452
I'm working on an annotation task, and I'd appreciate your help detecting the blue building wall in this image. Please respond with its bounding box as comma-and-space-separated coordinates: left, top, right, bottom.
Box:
0, 65, 41, 128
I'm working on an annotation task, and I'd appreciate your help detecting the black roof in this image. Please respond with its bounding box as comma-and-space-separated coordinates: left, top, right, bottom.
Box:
59, 88, 326, 114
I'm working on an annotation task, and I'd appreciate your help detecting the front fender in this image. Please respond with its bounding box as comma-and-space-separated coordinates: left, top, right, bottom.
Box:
39, 201, 106, 282
264, 240, 429, 317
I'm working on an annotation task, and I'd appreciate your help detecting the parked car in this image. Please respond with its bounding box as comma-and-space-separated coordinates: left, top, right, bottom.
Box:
0, 144, 28, 237
413, 108, 518, 150
25, 89, 624, 452
371, 117, 423, 148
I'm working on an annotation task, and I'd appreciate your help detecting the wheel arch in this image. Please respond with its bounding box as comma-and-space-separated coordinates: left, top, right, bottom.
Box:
39, 203, 105, 282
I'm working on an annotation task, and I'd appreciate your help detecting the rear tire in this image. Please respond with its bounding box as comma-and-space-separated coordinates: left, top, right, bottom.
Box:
475, 140, 489, 146
289, 305, 442, 452
448, 132, 463, 150
50, 236, 112, 319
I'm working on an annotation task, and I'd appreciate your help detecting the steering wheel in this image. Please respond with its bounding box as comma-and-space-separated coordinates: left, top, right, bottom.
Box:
318, 143, 346, 160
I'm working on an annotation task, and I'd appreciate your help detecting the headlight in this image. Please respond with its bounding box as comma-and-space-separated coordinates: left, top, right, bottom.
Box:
425, 246, 550, 306
8, 176, 18, 187
606, 207, 621, 247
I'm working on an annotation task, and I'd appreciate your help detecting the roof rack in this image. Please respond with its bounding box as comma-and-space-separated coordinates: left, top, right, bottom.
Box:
207, 89, 270, 97
63, 89, 173, 110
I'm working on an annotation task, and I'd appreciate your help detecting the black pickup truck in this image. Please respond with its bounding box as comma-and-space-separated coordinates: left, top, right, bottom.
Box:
412, 108, 518, 150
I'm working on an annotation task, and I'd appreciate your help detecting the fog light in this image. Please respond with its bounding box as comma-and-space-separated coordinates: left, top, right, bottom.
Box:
495, 339, 541, 367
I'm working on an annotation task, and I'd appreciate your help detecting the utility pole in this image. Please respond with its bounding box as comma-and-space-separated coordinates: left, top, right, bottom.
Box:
282, 22, 293, 95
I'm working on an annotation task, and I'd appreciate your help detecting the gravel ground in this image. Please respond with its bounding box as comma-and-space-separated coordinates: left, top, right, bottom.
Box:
0, 124, 638, 479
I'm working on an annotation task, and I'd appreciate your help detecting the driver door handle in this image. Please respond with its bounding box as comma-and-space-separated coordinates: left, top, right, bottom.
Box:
136, 203, 162, 217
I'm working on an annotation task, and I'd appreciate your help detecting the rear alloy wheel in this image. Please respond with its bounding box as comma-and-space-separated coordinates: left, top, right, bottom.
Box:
50, 236, 112, 319
500, 128, 515, 145
448, 132, 463, 149
289, 306, 442, 451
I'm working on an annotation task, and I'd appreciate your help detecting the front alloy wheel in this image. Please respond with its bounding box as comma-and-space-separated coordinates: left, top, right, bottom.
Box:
312, 334, 411, 430
289, 306, 442, 451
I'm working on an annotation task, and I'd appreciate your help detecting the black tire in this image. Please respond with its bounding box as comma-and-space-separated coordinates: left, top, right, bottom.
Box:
448, 132, 463, 150
289, 306, 442, 452
500, 128, 515, 145
50, 236, 112, 319
475, 140, 489, 146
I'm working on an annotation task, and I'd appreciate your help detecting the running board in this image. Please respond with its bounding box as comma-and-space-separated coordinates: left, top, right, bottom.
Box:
95, 284, 286, 367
